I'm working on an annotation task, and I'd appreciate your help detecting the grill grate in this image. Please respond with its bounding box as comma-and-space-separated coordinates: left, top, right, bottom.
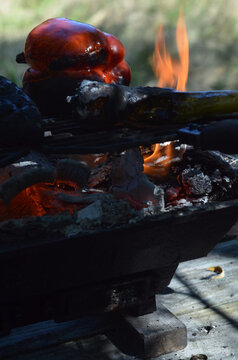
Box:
0, 116, 179, 166
41, 116, 179, 154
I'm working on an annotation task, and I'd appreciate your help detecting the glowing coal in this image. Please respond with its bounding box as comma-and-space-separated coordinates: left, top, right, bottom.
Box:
0, 143, 238, 238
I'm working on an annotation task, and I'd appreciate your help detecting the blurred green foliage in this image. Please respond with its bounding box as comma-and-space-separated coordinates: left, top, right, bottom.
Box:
1, 0, 238, 90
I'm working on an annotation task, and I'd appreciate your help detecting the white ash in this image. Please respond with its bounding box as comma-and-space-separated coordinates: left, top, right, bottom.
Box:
165, 198, 193, 212
192, 195, 209, 204
76, 200, 104, 226
110, 148, 163, 206
181, 168, 212, 196
65, 195, 133, 234
0, 195, 135, 241
153, 185, 165, 209
138, 186, 165, 218
140, 201, 163, 217
174, 198, 193, 207
0, 212, 74, 244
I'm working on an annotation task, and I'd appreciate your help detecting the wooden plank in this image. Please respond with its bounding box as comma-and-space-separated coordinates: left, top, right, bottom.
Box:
3, 240, 238, 360
156, 240, 238, 360
156, 240, 238, 315
157, 301, 238, 359
106, 303, 187, 358
0, 315, 111, 358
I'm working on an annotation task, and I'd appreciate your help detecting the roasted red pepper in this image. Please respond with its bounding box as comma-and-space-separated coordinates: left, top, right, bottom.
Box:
18, 18, 131, 115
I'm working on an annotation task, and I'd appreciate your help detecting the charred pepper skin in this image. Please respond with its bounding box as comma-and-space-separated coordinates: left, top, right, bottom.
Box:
24, 18, 109, 71
17, 18, 131, 115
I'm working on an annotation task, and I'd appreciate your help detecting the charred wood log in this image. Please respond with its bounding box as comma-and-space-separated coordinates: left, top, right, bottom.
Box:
3, 76, 238, 162
23, 76, 81, 116
67, 80, 238, 129
0, 149, 29, 168
0, 158, 90, 204
56, 158, 90, 187
0, 167, 56, 205
0, 76, 43, 146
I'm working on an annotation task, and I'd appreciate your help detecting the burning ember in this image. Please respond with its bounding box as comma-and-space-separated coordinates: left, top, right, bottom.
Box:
143, 141, 187, 179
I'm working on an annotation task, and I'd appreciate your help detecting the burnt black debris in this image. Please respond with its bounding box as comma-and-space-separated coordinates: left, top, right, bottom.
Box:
175, 149, 238, 201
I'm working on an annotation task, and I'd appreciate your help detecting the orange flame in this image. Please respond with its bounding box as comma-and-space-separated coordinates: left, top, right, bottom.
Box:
153, 9, 189, 91
143, 9, 189, 178
143, 142, 174, 178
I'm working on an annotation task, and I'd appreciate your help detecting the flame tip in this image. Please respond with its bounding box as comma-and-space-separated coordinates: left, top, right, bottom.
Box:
153, 9, 189, 92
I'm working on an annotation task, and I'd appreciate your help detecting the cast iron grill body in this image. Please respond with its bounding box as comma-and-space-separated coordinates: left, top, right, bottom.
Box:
1, 117, 238, 335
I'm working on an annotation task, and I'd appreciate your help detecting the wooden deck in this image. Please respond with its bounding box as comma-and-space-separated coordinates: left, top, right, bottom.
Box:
1, 237, 238, 360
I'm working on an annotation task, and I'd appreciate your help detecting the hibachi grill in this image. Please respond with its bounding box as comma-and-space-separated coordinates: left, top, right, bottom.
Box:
1, 15, 238, 359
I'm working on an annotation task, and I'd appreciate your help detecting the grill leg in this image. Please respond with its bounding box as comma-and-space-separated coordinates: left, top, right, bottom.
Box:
106, 303, 187, 359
